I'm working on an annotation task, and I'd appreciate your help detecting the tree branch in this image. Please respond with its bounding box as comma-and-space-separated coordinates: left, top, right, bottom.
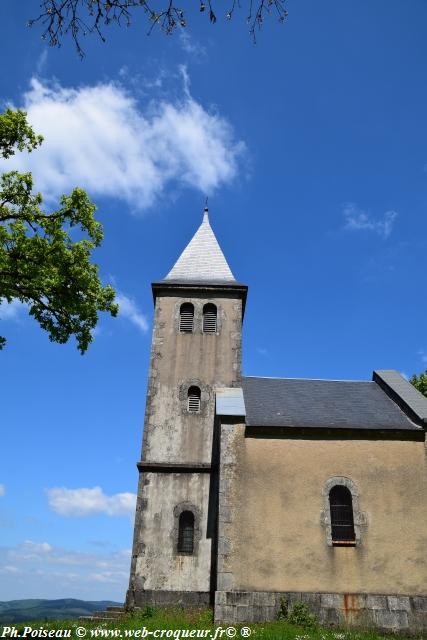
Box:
28, 0, 289, 56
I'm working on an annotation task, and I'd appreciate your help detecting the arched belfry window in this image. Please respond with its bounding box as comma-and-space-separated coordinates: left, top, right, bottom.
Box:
179, 303, 194, 333
187, 386, 201, 412
177, 511, 194, 554
203, 304, 217, 333
329, 485, 356, 545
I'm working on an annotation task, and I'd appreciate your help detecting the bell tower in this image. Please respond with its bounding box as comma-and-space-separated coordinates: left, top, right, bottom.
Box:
127, 208, 247, 607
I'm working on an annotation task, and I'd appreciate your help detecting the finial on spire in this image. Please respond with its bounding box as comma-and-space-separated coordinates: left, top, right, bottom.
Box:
203, 197, 209, 222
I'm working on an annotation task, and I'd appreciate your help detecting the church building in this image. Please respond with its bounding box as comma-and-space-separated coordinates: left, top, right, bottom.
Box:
126, 209, 427, 633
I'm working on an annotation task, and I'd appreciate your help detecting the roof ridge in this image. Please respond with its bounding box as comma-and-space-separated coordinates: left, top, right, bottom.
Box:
243, 375, 372, 383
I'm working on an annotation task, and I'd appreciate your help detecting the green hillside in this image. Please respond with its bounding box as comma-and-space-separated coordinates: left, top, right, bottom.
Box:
0, 599, 121, 623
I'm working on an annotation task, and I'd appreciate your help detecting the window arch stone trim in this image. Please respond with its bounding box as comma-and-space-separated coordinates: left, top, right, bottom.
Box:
179, 380, 211, 417
320, 476, 367, 546
172, 502, 202, 556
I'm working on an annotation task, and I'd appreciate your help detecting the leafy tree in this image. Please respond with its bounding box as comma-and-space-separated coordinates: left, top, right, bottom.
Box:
28, 0, 289, 57
0, 109, 118, 353
410, 370, 427, 398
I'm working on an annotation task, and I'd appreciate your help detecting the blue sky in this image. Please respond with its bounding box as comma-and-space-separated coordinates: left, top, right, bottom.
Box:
1, 1, 427, 601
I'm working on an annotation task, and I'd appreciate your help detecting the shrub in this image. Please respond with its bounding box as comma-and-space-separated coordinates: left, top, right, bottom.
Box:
287, 602, 317, 629
277, 599, 317, 629
277, 597, 289, 620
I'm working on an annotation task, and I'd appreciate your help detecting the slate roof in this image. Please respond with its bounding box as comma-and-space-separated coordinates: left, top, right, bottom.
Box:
164, 209, 236, 283
374, 369, 427, 425
241, 376, 422, 431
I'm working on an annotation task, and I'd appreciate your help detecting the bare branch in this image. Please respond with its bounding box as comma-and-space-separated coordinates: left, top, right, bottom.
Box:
28, 0, 288, 56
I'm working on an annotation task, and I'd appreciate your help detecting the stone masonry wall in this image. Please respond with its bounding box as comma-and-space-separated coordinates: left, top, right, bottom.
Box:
215, 591, 427, 634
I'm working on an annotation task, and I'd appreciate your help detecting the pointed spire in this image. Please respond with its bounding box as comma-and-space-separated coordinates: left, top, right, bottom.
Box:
164, 207, 236, 283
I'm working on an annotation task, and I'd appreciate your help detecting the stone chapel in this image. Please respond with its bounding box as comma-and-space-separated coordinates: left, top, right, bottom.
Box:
126, 209, 427, 633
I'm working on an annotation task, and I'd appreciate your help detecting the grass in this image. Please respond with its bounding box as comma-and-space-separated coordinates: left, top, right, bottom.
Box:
1, 607, 424, 640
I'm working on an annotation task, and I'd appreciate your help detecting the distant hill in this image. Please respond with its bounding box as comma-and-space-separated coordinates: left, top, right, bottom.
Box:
0, 599, 122, 623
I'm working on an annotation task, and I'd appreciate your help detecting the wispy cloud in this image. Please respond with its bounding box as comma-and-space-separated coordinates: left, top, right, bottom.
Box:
256, 347, 269, 357
342, 203, 397, 238
418, 349, 427, 365
46, 486, 136, 517
0, 540, 130, 599
179, 31, 207, 58
2, 70, 245, 212
0, 484, 5, 497
36, 49, 48, 75
116, 293, 149, 333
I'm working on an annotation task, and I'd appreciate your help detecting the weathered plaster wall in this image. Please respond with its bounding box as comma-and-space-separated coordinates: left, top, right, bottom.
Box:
132, 472, 212, 593
128, 289, 243, 604
142, 293, 243, 463
219, 423, 427, 595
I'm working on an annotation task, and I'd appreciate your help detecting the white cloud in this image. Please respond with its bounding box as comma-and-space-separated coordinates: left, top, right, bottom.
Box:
0, 299, 26, 321
46, 486, 136, 517
36, 49, 48, 75
116, 293, 149, 333
418, 349, 427, 364
2, 73, 245, 212
179, 31, 207, 58
16, 540, 52, 558
0, 484, 5, 497
343, 203, 397, 238
0, 541, 130, 600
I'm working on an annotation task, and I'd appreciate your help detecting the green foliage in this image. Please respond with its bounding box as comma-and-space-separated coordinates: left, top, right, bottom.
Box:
277, 596, 289, 620
140, 605, 156, 619
0, 109, 118, 353
0, 108, 43, 159
10, 606, 419, 640
277, 599, 317, 629
287, 602, 317, 629
410, 369, 427, 398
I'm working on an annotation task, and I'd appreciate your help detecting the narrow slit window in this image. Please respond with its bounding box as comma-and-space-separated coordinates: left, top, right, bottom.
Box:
177, 511, 194, 554
203, 304, 217, 333
329, 485, 356, 545
187, 386, 201, 412
179, 303, 194, 333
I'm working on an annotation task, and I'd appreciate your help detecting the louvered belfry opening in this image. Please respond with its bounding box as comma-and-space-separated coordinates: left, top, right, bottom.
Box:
187, 386, 201, 412
329, 485, 356, 544
203, 303, 217, 333
179, 303, 194, 332
177, 510, 195, 554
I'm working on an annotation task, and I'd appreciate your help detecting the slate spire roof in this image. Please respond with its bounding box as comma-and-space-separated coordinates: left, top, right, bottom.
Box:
164, 208, 236, 283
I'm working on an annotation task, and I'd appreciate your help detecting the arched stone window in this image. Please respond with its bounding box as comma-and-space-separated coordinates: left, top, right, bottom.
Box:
172, 502, 201, 556
177, 511, 195, 554
179, 303, 194, 333
321, 476, 367, 547
203, 303, 217, 333
187, 386, 201, 412
329, 485, 355, 545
